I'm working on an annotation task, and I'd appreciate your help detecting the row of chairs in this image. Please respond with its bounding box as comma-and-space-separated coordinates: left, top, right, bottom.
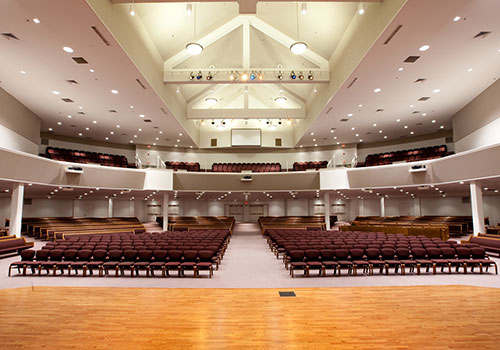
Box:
211, 163, 281, 172
9, 248, 217, 278
292, 161, 328, 171
45, 147, 130, 168
164, 161, 200, 172
361, 145, 448, 167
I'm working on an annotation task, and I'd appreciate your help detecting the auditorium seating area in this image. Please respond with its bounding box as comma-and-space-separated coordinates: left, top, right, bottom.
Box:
211, 162, 281, 172
8, 229, 230, 278
0, 236, 34, 257
165, 161, 201, 172
466, 233, 500, 257
359, 145, 449, 167
265, 229, 498, 277
158, 216, 235, 232
22, 217, 145, 241
292, 161, 328, 171
44, 147, 132, 168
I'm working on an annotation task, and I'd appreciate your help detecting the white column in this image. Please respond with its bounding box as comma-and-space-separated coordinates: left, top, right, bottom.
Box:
470, 181, 485, 235
324, 192, 331, 230
284, 198, 288, 216
359, 199, 365, 216
108, 198, 114, 218
9, 183, 24, 237
129, 200, 135, 217
380, 197, 385, 217
162, 193, 169, 231
413, 197, 422, 216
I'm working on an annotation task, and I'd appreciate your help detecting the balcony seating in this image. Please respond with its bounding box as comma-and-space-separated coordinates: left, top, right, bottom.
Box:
359, 145, 449, 167
8, 230, 230, 278
165, 161, 200, 172
45, 147, 130, 168
265, 228, 497, 277
211, 162, 281, 173
292, 161, 328, 171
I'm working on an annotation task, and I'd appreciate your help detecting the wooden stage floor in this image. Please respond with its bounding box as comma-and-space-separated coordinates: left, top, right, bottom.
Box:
1, 285, 499, 349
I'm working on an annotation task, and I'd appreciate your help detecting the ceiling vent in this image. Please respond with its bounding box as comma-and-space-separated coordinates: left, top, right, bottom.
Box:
143, 119, 152, 123
347, 77, 358, 89
340, 118, 348, 122
376, 108, 384, 112
61, 98, 74, 103
365, 132, 372, 135
404, 56, 420, 63
120, 133, 127, 136
414, 78, 426, 84
160, 107, 168, 115
70, 124, 78, 128
72, 57, 88, 64
416, 122, 423, 126
1, 33, 19, 40
66, 79, 79, 85
384, 25, 403, 45
326, 107, 333, 114
108, 109, 117, 113
418, 97, 430, 101
412, 110, 421, 114
136, 79, 146, 90
153, 126, 159, 129
473, 31, 491, 39
91, 26, 110, 46
77, 112, 85, 115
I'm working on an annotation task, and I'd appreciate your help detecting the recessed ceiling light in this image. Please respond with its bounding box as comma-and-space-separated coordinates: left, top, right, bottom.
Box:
433, 89, 441, 93
52, 90, 60, 95
384, 136, 387, 139
20, 70, 26, 74
111, 89, 119, 94
78, 133, 83, 136
290, 42, 308, 55
153, 143, 156, 146
351, 127, 355, 130
175, 144, 178, 147
139, 114, 145, 118
379, 130, 383, 133
467, 68, 473, 72
410, 131, 414, 135
374, 88, 381, 93
336, 142, 340, 145
373, 123, 377, 127
274, 96, 287, 105
179, 133, 183, 136
422, 113, 427, 116
419, 45, 430, 52
138, 128, 142, 131
129, 140, 133, 143
355, 134, 359, 137
63, 46, 74, 53
116, 125, 120, 128
312, 138, 316, 142
155, 137, 159, 140
347, 113, 353, 117
404, 125, 408, 129
177, 139, 180, 142
440, 125, 444, 129
110, 131, 114, 134
105, 137, 109, 140
57, 122, 62, 125
431, 120, 436, 123
410, 104, 414, 108
300, 145, 303, 148
89, 68, 95, 73
48, 128, 53, 131
93, 120, 97, 124
85, 127, 89, 131
453, 16, 461, 22
359, 139, 363, 142
396, 119, 400, 122
67, 115, 72, 118
159, 131, 163, 134
314, 144, 318, 147
398, 67, 403, 71
186, 42, 203, 55
310, 132, 314, 136
33, 18, 40, 24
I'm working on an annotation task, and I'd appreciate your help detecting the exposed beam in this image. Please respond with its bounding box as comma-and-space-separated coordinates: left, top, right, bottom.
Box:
187, 108, 304, 119
242, 20, 250, 70
112, 0, 382, 3
164, 72, 329, 84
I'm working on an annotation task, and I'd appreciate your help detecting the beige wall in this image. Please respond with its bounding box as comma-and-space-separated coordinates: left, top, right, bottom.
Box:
0, 87, 41, 153
453, 79, 500, 152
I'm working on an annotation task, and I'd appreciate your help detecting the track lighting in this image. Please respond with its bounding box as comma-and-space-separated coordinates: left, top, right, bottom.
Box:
229, 71, 235, 81
186, 3, 192, 15
206, 72, 213, 80
277, 71, 283, 80
308, 71, 314, 80
298, 72, 304, 80
290, 71, 297, 80
249, 72, 256, 80
241, 73, 248, 81
258, 72, 263, 80
196, 71, 202, 80
189, 72, 195, 80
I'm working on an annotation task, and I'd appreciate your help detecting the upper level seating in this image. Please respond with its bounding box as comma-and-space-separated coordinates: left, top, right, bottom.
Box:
293, 161, 328, 171
211, 162, 281, 173
360, 145, 448, 167
165, 161, 200, 172
45, 147, 130, 168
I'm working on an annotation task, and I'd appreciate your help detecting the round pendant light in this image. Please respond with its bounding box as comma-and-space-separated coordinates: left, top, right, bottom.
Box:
186, 42, 203, 55
290, 42, 307, 55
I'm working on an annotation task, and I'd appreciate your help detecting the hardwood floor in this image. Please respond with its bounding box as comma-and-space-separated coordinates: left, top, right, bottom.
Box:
1, 285, 500, 349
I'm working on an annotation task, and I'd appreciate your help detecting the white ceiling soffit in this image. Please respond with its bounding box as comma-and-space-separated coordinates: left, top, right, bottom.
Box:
163, 15, 329, 84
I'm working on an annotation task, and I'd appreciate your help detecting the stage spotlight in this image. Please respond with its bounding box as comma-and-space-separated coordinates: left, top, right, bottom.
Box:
298, 72, 304, 80
189, 72, 195, 80
206, 72, 213, 80
211, 120, 215, 125
249, 72, 256, 80
308, 71, 314, 80
196, 71, 202, 80
277, 71, 283, 80
229, 71, 235, 81
258, 72, 263, 80
290, 71, 297, 80
241, 72, 248, 81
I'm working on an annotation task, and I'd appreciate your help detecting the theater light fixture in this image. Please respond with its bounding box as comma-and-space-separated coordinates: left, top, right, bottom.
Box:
229, 71, 235, 81
189, 72, 195, 80
274, 96, 287, 106
129, 1, 136, 16
290, 71, 297, 80
206, 72, 213, 80
241, 72, 248, 81
196, 71, 203, 80
301, 3, 307, 15
277, 71, 283, 80
298, 72, 304, 80
249, 72, 256, 80
258, 72, 263, 80
205, 97, 218, 106
308, 71, 314, 80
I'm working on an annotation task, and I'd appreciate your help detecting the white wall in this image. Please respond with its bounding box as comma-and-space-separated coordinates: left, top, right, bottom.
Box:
269, 199, 286, 216
287, 199, 309, 216
454, 117, 500, 153
0, 125, 39, 154
208, 201, 225, 216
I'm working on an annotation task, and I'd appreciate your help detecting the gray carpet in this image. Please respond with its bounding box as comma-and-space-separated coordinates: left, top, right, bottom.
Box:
1, 223, 499, 289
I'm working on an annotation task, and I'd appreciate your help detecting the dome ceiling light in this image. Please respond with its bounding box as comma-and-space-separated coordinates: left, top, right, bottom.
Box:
185, 4, 202, 55
205, 97, 218, 106
274, 96, 287, 106
290, 3, 307, 55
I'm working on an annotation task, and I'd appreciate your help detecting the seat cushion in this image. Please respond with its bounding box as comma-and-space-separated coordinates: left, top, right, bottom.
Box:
400, 260, 417, 265
103, 262, 119, 267
134, 262, 150, 267
307, 261, 322, 267
368, 260, 385, 266
338, 260, 354, 266
197, 262, 212, 268
150, 262, 165, 267
322, 261, 338, 267
431, 259, 449, 264
385, 260, 401, 265
415, 259, 433, 265
290, 262, 307, 267
86, 261, 104, 267
165, 262, 180, 267
352, 260, 369, 266
181, 262, 196, 267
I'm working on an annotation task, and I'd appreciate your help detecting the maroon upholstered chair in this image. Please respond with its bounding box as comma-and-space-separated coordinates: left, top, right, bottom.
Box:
56, 249, 78, 276
396, 248, 417, 275
103, 250, 123, 276
41, 249, 64, 275
8, 249, 36, 276
150, 250, 168, 277
289, 250, 306, 278
134, 250, 153, 276
304, 249, 323, 277
381, 248, 401, 275
470, 247, 498, 274
71, 249, 93, 276
181, 250, 198, 277
335, 249, 353, 276
196, 250, 214, 278
118, 249, 138, 276
411, 247, 435, 275
427, 247, 449, 274
87, 249, 108, 277
319, 249, 337, 276
365, 248, 385, 275
166, 250, 183, 277
349, 248, 369, 276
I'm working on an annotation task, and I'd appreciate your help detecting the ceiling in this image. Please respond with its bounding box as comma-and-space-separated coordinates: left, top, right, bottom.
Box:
0, 0, 499, 149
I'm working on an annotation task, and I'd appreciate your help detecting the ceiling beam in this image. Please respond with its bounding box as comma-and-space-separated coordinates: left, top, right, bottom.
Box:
163, 71, 329, 84
112, 0, 382, 3
187, 108, 304, 119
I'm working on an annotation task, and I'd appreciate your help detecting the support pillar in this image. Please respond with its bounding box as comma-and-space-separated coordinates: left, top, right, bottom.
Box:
108, 198, 114, 218
163, 193, 169, 231
380, 197, 385, 217
324, 192, 331, 231
470, 181, 485, 235
359, 199, 365, 216
9, 184, 24, 237
413, 197, 422, 216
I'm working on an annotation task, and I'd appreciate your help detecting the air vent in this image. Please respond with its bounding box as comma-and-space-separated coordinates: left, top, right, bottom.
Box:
347, 77, 358, 89
91, 26, 110, 46
70, 124, 77, 128
412, 111, 421, 114
120, 133, 127, 136
77, 112, 85, 115
404, 56, 420, 63
414, 78, 426, 84
462, 196, 470, 204
365, 132, 372, 135
136, 79, 146, 90
416, 122, 423, 126
72, 57, 88, 64
143, 119, 152, 123
160, 107, 168, 115
1, 33, 19, 40
473, 31, 491, 39
211, 138, 217, 147
275, 138, 282, 147
66, 80, 79, 85
326, 107, 333, 114
108, 109, 117, 113
418, 97, 430, 101
376, 108, 384, 112
24, 198, 32, 205
340, 118, 348, 122
61, 98, 74, 103
153, 126, 159, 129
384, 25, 403, 45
